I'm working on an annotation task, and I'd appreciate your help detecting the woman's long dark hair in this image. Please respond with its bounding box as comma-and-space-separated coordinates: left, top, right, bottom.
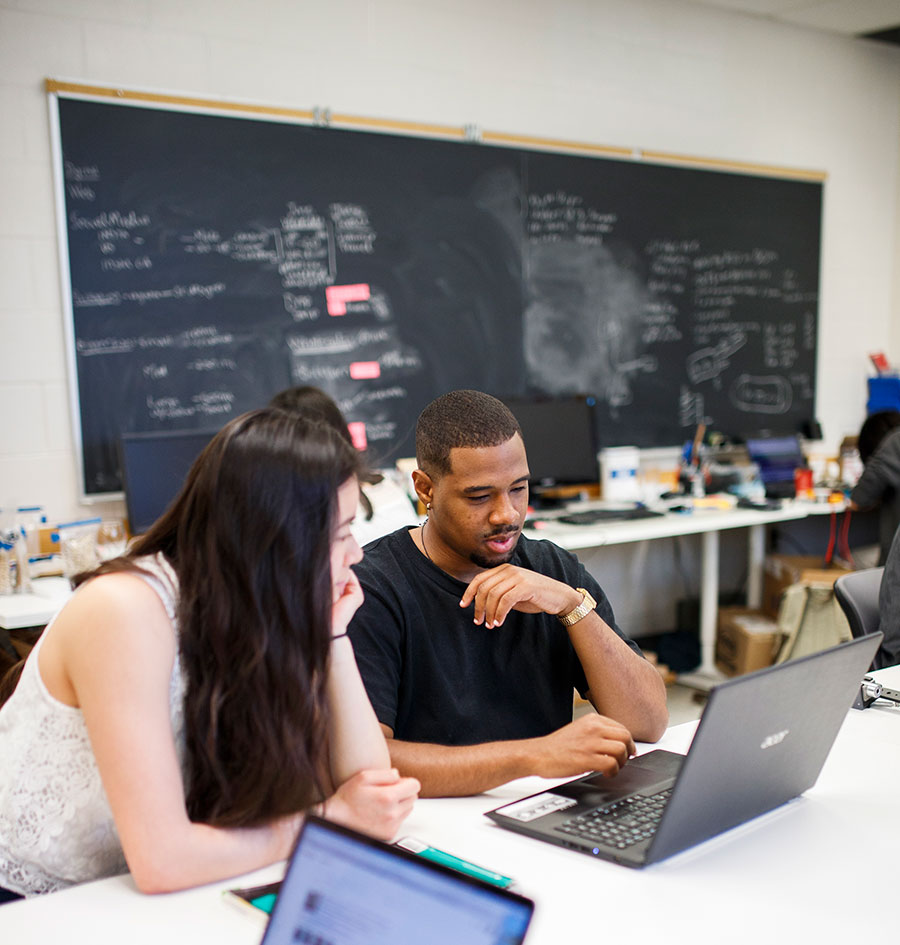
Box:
85, 409, 362, 827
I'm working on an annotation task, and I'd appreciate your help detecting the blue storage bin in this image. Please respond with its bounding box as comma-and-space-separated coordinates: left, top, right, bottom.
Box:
867, 376, 900, 414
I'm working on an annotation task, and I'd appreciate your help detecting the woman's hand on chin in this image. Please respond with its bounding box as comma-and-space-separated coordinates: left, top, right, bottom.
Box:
331, 569, 364, 637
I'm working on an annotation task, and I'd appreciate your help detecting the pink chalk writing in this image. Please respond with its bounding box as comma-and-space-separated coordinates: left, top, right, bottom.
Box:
325, 283, 371, 316
347, 421, 368, 451
350, 360, 381, 380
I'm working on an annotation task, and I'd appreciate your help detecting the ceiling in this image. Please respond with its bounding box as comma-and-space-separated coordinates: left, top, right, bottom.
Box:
685, 0, 900, 44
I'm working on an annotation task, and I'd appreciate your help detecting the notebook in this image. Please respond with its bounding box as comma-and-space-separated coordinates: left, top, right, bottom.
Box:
261, 816, 534, 945
487, 633, 883, 868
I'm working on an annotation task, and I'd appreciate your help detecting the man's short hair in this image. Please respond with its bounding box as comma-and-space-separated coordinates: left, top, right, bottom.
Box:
416, 390, 522, 478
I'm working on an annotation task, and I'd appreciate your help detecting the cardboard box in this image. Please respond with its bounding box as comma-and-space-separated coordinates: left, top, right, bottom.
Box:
38, 526, 60, 554
762, 554, 850, 619
716, 607, 782, 677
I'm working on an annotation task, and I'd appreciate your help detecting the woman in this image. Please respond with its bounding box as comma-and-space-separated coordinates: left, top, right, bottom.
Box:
0, 409, 419, 900
268, 386, 416, 546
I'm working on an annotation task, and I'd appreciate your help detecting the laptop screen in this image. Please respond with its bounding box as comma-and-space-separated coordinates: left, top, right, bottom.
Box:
262, 817, 533, 945
745, 435, 805, 485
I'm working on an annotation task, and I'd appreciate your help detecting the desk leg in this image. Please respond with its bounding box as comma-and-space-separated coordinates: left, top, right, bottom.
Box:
678, 530, 727, 691
699, 529, 719, 675
746, 524, 765, 609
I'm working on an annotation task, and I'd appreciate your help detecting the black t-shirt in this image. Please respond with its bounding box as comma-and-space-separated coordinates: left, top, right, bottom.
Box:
348, 528, 642, 745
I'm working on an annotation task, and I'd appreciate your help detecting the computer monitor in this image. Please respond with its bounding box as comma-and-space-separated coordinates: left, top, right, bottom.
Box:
501, 396, 599, 487
745, 434, 805, 499
118, 429, 218, 535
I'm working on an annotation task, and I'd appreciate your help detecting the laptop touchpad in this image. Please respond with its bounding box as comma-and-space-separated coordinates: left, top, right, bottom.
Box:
559, 750, 683, 801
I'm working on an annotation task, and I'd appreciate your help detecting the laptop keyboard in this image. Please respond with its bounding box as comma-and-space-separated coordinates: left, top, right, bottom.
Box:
555, 788, 673, 850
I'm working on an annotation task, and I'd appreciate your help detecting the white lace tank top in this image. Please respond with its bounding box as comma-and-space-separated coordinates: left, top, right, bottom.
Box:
0, 554, 186, 896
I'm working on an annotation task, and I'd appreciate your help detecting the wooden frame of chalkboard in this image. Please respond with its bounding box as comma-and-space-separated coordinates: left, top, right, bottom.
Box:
47, 80, 824, 500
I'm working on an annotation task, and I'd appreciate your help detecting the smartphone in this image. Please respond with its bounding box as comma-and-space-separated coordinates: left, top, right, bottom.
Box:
393, 837, 516, 888
222, 880, 282, 919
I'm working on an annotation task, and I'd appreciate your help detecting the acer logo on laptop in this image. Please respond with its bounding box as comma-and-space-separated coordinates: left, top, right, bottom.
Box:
760, 729, 789, 749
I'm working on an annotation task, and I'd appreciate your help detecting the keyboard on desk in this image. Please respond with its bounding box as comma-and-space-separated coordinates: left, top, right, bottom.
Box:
557, 507, 665, 525
555, 787, 673, 850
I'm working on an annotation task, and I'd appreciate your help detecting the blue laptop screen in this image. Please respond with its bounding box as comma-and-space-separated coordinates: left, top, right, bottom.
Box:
262, 819, 532, 945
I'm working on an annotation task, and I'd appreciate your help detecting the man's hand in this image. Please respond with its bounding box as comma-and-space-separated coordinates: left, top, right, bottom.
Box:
529, 713, 636, 779
459, 564, 582, 628
382, 713, 637, 797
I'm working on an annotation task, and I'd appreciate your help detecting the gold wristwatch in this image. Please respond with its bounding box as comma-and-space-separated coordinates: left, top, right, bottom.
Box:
558, 587, 597, 627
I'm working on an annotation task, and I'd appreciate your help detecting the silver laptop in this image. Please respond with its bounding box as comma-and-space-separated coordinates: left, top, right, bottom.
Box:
487, 633, 883, 868
262, 816, 534, 945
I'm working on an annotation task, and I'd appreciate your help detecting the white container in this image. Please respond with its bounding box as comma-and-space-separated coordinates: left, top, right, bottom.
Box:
600, 446, 641, 501
55, 518, 101, 584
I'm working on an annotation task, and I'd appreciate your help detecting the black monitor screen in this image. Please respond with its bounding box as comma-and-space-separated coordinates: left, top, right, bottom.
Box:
119, 429, 218, 535
502, 396, 598, 486
745, 435, 804, 485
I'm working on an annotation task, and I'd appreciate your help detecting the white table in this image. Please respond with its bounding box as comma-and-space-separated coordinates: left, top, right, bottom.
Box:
0, 578, 71, 630
529, 501, 823, 681
4, 664, 896, 944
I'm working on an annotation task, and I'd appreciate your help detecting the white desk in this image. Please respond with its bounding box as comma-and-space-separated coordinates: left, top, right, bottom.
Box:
529, 502, 819, 680
0, 578, 71, 630
4, 664, 896, 944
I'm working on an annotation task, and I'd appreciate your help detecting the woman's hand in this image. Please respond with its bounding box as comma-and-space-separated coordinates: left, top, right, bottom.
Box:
331, 569, 364, 637
320, 768, 420, 842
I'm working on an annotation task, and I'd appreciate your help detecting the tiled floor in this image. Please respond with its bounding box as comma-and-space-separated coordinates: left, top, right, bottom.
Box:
665, 683, 707, 726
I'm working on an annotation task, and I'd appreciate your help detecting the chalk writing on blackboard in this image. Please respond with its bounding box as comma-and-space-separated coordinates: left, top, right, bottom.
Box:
54, 96, 821, 495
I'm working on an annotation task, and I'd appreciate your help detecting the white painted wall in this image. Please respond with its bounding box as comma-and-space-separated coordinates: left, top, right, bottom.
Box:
1, 0, 898, 633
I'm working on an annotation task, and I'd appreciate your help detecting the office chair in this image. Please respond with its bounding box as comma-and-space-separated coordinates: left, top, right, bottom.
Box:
834, 568, 900, 706
833, 568, 884, 641
834, 568, 889, 679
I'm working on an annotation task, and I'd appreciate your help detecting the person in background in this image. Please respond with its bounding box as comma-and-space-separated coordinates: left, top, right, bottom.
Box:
348, 390, 668, 797
875, 524, 900, 669
269, 386, 417, 546
849, 410, 900, 565
0, 409, 418, 901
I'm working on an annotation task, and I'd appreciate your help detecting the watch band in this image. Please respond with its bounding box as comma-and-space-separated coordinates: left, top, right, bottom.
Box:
558, 587, 597, 627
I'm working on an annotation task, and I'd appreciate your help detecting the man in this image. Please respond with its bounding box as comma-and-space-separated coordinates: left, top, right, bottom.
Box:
348, 390, 668, 796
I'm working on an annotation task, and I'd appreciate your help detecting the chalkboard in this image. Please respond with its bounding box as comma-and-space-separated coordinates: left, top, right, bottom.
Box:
53, 95, 821, 496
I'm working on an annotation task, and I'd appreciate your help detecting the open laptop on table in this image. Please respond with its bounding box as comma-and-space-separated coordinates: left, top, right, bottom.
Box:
261, 816, 534, 945
487, 633, 883, 868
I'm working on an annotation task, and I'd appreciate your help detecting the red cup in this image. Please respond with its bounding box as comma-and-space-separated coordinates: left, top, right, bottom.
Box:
794, 467, 813, 499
